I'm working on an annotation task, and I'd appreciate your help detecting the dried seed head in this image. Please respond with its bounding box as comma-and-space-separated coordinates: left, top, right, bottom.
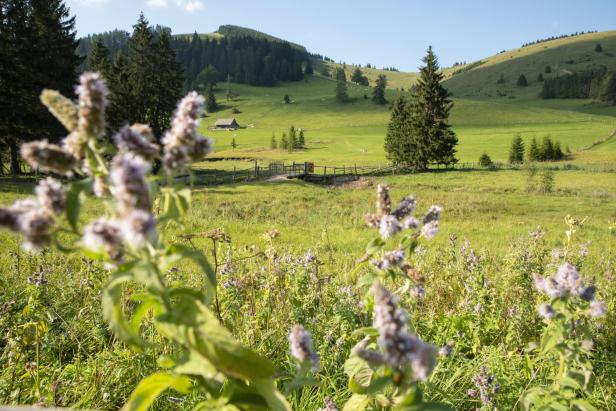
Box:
288, 325, 320, 370
35, 178, 65, 215
110, 154, 151, 216
83, 218, 123, 260
376, 184, 392, 215
76, 72, 108, 139
113, 124, 159, 160
21, 140, 77, 175
122, 209, 157, 247
40, 89, 78, 132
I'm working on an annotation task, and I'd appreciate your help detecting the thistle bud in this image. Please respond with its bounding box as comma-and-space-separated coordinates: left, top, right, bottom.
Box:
76, 72, 108, 140
21, 140, 77, 176
40, 89, 78, 132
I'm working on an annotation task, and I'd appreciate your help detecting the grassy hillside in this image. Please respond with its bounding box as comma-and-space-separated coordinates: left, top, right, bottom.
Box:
443, 30, 616, 98
196, 75, 616, 169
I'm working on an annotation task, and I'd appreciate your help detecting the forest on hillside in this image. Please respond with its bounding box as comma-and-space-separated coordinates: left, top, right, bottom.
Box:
78, 27, 309, 89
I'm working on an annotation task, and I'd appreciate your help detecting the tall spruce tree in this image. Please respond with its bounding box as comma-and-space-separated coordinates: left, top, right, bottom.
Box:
528, 137, 540, 162
384, 95, 411, 166
107, 52, 133, 130
289, 125, 297, 151
407, 46, 458, 168
205, 83, 218, 113
0, 0, 80, 175
298, 128, 305, 148
372, 74, 388, 105
88, 37, 111, 76
126, 13, 156, 127
351, 67, 369, 85
517, 74, 528, 87
335, 67, 349, 102
509, 134, 525, 164
270, 133, 277, 149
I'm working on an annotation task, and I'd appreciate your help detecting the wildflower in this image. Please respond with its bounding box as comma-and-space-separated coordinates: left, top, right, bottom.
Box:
469, 366, 499, 407
288, 325, 320, 370
538, 303, 556, 320
109, 154, 151, 215
393, 196, 416, 219
375, 184, 392, 215
35, 178, 65, 215
372, 249, 405, 270
379, 215, 402, 239
83, 218, 123, 261
304, 250, 317, 264
40, 89, 78, 132
403, 216, 419, 229
27, 269, 48, 287
113, 124, 159, 160
372, 282, 436, 379
122, 210, 157, 248
438, 342, 455, 357
422, 205, 443, 224
534, 262, 585, 298
588, 301, 607, 318
318, 396, 338, 411
529, 227, 544, 240
76, 72, 108, 140
21, 140, 77, 176
410, 285, 426, 299
421, 220, 439, 240
162, 92, 213, 173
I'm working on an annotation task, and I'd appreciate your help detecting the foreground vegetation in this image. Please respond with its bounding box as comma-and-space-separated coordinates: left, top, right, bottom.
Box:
1, 73, 615, 410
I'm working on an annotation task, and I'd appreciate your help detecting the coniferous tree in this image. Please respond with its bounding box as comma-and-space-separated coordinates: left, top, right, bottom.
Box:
406, 46, 458, 168
528, 137, 540, 162
372, 75, 388, 105
537, 73, 544, 82
107, 53, 133, 130
384, 95, 411, 166
335, 67, 349, 102
540, 135, 555, 161
600, 72, 616, 105
126, 13, 156, 127
545, 65, 552, 74
0, 0, 80, 174
280, 132, 289, 150
298, 128, 305, 148
304, 61, 314, 75
351, 67, 369, 85
225, 74, 233, 101
509, 134, 525, 164
478, 152, 493, 167
231, 136, 237, 149
553, 141, 564, 160
196, 64, 219, 90
205, 83, 218, 113
289, 125, 297, 151
517, 74, 528, 87
283, 94, 291, 104
595, 43, 603, 52
88, 37, 111, 76
270, 133, 277, 149
497, 73, 505, 84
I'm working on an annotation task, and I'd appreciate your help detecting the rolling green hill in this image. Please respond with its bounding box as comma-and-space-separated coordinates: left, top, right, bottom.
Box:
443, 30, 616, 98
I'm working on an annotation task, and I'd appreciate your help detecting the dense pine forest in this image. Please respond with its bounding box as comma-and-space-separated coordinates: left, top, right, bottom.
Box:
78, 26, 309, 90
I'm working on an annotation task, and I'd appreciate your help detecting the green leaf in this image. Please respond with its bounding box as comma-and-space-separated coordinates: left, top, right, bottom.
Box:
123, 372, 191, 411
164, 245, 216, 304
173, 349, 221, 381
540, 326, 561, 354
571, 399, 599, 411
400, 402, 455, 411
351, 327, 379, 339
102, 268, 145, 351
156, 292, 275, 380
366, 237, 385, 255
343, 394, 370, 411
251, 378, 292, 411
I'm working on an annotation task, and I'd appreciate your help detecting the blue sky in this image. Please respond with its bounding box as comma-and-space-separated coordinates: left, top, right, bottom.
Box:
67, 0, 616, 71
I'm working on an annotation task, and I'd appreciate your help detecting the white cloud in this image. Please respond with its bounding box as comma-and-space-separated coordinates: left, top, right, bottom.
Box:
146, 0, 169, 8
176, 0, 204, 12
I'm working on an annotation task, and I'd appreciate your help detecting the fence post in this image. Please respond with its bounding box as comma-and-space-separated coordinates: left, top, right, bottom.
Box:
324, 166, 327, 176
355, 163, 358, 177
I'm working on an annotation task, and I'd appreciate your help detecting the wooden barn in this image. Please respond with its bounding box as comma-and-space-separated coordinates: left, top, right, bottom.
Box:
214, 118, 240, 130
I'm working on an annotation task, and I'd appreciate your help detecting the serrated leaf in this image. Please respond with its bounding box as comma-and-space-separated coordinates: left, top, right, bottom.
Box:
343, 394, 370, 411
571, 399, 598, 411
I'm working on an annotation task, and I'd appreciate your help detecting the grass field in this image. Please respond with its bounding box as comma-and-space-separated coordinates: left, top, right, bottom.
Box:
197, 75, 616, 170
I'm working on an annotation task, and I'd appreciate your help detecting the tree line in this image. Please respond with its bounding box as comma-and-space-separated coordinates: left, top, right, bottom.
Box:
270, 126, 305, 152
508, 134, 567, 164
0, 0, 81, 175
539, 66, 616, 103
80, 29, 309, 90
